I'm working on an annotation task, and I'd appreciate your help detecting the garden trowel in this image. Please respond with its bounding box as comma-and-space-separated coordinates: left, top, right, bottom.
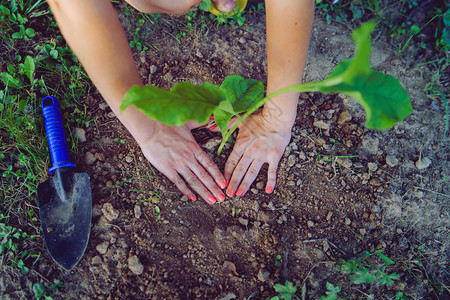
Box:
37, 96, 92, 271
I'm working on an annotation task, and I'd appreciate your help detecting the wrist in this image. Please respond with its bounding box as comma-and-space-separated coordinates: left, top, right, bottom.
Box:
262, 92, 299, 127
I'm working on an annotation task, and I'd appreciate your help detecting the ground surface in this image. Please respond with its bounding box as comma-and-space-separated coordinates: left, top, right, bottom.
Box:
1, 3, 449, 300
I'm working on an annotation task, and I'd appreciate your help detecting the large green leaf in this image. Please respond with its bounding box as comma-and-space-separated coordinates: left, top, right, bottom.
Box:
121, 81, 227, 126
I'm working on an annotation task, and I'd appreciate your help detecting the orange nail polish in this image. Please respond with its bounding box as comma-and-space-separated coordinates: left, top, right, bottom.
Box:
266, 186, 273, 194
236, 188, 244, 197
208, 195, 216, 204
189, 194, 197, 201
217, 193, 225, 201
226, 188, 235, 197
219, 180, 226, 189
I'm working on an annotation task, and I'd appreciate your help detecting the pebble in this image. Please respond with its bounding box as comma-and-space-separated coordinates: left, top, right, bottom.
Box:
345, 218, 351, 225
337, 111, 352, 124
287, 155, 297, 167
313, 119, 331, 130
180, 195, 188, 202
385, 155, 399, 167
134, 205, 142, 219
125, 156, 133, 163
367, 162, 378, 172
257, 268, 270, 282
74, 128, 86, 143
102, 203, 119, 221
150, 65, 157, 74
307, 221, 314, 228
299, 151, 306, 160
238, 217, 249, 227
256, 181, 264, 189
415, 157, 432, 170
361, 136, 379, 155
84, 152, 97, 165
95, 152, 105, 161
96, 241, 110, 255
107, 112, 116, 118
326, 212, 333, 221
359, 228, 367, 235
128, 255, 144, 275
99, 103, 108, 110
251, 188, 258, 195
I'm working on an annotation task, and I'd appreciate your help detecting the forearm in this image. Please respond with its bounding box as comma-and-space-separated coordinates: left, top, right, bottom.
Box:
46, 0, 153, 142
264, 0, 314, 124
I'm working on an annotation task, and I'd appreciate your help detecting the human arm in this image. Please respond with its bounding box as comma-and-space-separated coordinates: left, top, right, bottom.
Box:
224, 0, 314, 197
46, 0, 226, 203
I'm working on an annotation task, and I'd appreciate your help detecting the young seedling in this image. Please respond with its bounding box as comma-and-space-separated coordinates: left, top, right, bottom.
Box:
269, 280, 299, 300
121, 21, 412, 155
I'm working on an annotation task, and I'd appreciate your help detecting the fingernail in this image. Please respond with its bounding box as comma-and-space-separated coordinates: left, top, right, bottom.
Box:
236, 188, 244, 197
208, 195, 216, 204
210, 115, 215, 120
209, 125, 217, 130
225, 179, 230, 187
219, 180, 226, 189
226, 188, 235, 197
189, 194, 197, 201
266, 186, 273, 194
217, 193, 225, 202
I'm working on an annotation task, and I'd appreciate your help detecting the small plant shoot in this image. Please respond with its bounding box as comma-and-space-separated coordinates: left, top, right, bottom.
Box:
121, 21, 412, 154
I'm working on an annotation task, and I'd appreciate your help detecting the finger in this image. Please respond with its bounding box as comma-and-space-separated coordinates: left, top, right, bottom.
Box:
189, 162, 226, 203
194, 149, 227, 191
266, 161, 279, 194
167, 172, 197, 202
226, 155, 253, 197
236, 159, 264, 197
178, 168, 217, 204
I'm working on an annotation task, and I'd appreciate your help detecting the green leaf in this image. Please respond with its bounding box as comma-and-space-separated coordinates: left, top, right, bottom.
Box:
1, 72, 21, 88
378, 272, 400, 285
24, 56, 35, 83
198, 0, 211, 11
121, 82, 226, 126
350, 267, 377, 284
378, 252, 395, 265
25, 27, 35, 38
33, 282, 45, 298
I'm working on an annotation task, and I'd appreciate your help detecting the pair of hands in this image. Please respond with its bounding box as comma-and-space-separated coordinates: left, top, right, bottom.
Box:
138, 110, 293, 204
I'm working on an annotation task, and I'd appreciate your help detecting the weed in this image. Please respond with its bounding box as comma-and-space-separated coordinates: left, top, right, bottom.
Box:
275, 254, 282, 267
320, 282, 343, 300
33, 279, 63, 300
268, 280, 298, 300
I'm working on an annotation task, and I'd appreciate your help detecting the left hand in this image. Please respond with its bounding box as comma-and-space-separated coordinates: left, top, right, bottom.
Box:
223, 110, 293, 197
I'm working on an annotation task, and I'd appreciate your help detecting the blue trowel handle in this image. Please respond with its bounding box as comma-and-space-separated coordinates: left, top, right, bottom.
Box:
41, 96, 76, 174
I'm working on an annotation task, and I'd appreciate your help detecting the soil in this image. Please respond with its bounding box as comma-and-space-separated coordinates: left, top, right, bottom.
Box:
1, 3, 449, 300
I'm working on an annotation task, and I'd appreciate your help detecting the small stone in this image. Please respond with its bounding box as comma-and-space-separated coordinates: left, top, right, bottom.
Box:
287, 155, 296, 167
99, 103, 108, 110
128, 255, 144, 275
102, 203, 119, 221
323, 240, 329, 252
150, 65, 157, 74
337, 111, 352, 124
367, 162, 378, 172
337, 157, 352, 169
415, 157, 432, 170
299, 151, 306, 160
125, 156, 133, 163
256, 181, 264, 189
313, 120, 330, 130
95, 152, 105, 161
91, 255, 102, 265
96, 241, 110, 255
107, 112, 116, 118
307, 221, 314, 228
386, 155, 399, 167
361, 136, 379, 155
180, 195, 188, 202
74, 128, 86, 143
359, 228, 367, 235
326, 212, 333, 221
134, 205, 142, 219
84, 152, 97, 165
345, 218, 351, 225
257, 268, 270, 282
251, 188, 258, 195
238, 217, 249, 227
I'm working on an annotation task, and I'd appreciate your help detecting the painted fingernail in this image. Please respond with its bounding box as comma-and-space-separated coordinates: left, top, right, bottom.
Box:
218, 180, 226, 189
225, 179, 230, 187
210, 115, 215, 120
209, 125, 217, 130
266, 186, 273, 194
208, 195, 217, 204
236, 188, 244, 197
226, 188, 235, 197
189, 194, 197, 201
217, 193, 225, 202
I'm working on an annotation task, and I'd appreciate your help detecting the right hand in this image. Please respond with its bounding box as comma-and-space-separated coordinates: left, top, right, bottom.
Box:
136, 119, 226, 204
